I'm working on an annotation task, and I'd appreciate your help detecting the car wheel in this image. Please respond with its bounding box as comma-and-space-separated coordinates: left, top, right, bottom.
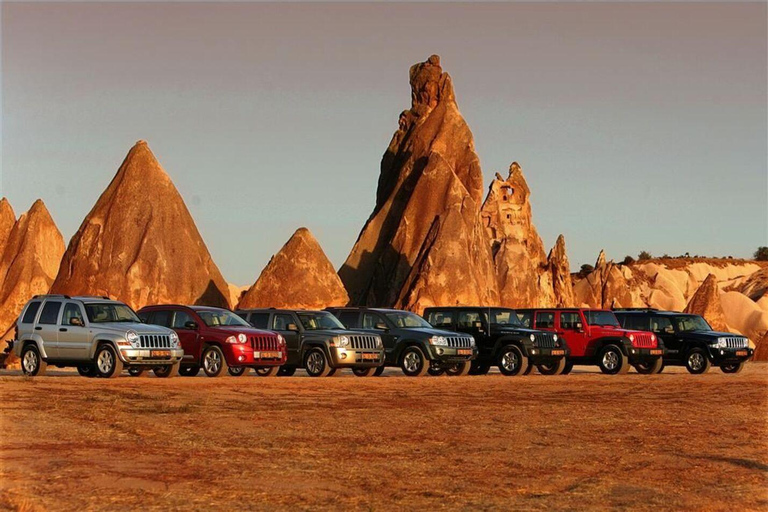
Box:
598, 345, 628, 375
77, 363, 97, 378
562, 361, 574, 375
95, 344, 124, 379
153, 363, 179, 378
634, 358, 664, 374
497, 345, 528, 376
469, 362, 491, 375
427, 365, 445, 376
352, 367, 377, 377
127, 367, 145, 377
685, 348, 710, 374
721, 362, 745, 374
255, 366, 280, 377
21, 345, 46, 377
179, 365, 200, 377
537, 359, 567, 375
373, 366, 385, 377
202, 346, 228, 377
446, 361, 471, 376
400, 346, 428, 377
305, 348, 332, 377
277, 366, 297, 377
228, 366, 248, 377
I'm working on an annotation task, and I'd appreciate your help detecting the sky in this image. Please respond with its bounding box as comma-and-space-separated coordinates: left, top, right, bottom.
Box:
1, 2, 766, 285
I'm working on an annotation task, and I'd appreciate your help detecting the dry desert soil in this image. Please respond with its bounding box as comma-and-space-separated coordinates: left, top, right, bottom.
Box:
1, 364, 766, 511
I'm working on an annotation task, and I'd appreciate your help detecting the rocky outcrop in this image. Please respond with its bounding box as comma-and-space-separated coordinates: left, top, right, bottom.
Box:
754, 332, 768, 361
339, 55, 496, 309
683, 274, 729, 333
238, 228, 349, 310
51, 140, 230, 309
0, 200, 65, 338
740, 268, 768, 302
0, 199, 15, 257
546, 235, 575, 308
573, 250, 635, 309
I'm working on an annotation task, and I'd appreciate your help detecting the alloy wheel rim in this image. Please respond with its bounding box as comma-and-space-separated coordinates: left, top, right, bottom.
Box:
23, 351, 37, 373
502, 351, 518, 372
603, 351, 619, 370
98, 350, 114, 373
404, 352, 421, 372
689, 353, 704, 371
307, 352, 324, 374
205, 350, 221, 373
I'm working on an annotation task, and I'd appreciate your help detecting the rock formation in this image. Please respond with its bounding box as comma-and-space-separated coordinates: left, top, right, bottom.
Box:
238, 228, 349, 310
0, 198, 15, 257
683, 274, 729, 333
50, 140, 230, 309
740, 267, 768, 302
0, 200, 65, 338
754, 332, 768, 361
572, 250, 635, 309
546, 235, 575, 307
339, 55, 497, 310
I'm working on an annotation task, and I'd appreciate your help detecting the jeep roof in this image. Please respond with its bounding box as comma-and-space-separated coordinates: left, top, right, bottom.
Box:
31, 294, 123, 304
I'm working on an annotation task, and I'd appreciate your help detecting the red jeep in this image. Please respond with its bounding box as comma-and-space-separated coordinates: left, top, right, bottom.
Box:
138, 305, 286, 377
516, 308, 664, 374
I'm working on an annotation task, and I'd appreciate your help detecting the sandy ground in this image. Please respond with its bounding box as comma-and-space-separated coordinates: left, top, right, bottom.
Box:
0, 364, 766, 511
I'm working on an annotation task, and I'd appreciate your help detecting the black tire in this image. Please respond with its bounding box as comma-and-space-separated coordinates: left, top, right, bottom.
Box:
497, 345, 528, 376
277, 366, 297, 377
562, 361, 574, 375
352, 367, 377, 377
427, 366, 446, 376
400, 346, 429, 377
446, 361, 471, 376
202, 345, 228, 377
537, 358, 567, 375
77, 363, 97, 378
153, 363, 179, 378
685, 348, 711, 374
373, 366, 386, 377
21, 345, 46, 377
634, 358, 664, 374
95, 344, 123, 379
469, 362, 491, 375
326, 368, 338, 377
597, 345, 629, 375
305, 348, 332, 377
721, 361, 745, 374
127, 367, 145, 377
179, 365, 200, 377
228, 366, 248, 377
255, 366, 280, 377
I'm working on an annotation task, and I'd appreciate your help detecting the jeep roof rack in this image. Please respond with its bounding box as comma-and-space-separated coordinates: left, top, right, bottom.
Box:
32, 294, 71, 299
612, 308, 659, 312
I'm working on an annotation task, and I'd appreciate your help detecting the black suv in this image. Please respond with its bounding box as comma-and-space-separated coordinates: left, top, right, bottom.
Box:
235, 308, 384, 377
614, 309, 753, 374
422, 306, 569, 376
326, 307, 477, 377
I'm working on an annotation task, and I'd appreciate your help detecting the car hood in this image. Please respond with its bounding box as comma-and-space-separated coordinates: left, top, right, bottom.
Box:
681, 330, 737, 339
95, 322, 173, 335
396, 327, 472, 338
208, 326, 277, 337
304, 329, 376, 338
493, 326, 547, 336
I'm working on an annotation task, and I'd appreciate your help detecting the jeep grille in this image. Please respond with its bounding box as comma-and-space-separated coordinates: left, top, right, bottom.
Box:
348, 335, 379, 350
631, 333, 657, 348
250, 335, 280, 352
446, 336, 472, 348
139, 335, 172, 348
532, 333, 557, 348
721, 336, 748, 349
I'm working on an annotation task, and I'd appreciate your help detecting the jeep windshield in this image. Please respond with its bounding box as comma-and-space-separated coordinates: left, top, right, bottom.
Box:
674, 315, 712, 332
85, 303, 140, 323
584, 311, 620, 327
297, 312, 345, 330
385, 311, 432, 328
489, 308, 523, 327
198, 309, 250, 327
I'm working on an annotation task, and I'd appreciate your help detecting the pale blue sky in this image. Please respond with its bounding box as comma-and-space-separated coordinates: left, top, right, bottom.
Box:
2, 2, 766, 285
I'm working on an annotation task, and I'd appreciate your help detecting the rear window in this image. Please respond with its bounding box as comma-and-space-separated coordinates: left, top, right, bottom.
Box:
38, 301, 62, 325
535, 312, 555, 329
427, 311, 454, 328
21, 301, 42, 323
337, 311, 360, 328
149, 310, 172, 328
515, 311, 532, 328
249, 313, 270, 329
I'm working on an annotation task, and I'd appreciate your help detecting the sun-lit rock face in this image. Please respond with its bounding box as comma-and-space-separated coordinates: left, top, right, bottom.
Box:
684, 274, 729, 333
238, 228, 349, 310
50, 140, 230, 309
0, 200, 65, 338
0, 198, 16, 258
572, 250, 635, 309
339, 55, 497, 309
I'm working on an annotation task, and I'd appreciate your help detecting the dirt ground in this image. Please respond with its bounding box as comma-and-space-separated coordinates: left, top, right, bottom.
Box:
0, 364, 766, 511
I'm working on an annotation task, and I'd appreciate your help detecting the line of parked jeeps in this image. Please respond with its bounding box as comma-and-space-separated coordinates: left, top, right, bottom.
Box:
8, 295, 754, 378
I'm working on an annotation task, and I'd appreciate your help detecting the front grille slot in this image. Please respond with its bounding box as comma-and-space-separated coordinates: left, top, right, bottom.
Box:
533, 333, 556, 348
631, 333, 656, 348
446, 336, 471, 348
722, 337, 747, 349
349, 335, 378, 350
250, 335, 279, 352
139, 335, 171, 348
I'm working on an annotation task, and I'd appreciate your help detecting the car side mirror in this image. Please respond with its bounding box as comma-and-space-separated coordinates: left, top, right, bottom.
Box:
665, 326, 674, 334
375, 322, 388, 331
576, 322, 584, 331
184, 321, 198, 330
287, 323, 299, 332
70, 317, 83, 327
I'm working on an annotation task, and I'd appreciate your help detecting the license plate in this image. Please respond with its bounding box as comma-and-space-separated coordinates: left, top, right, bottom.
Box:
150, 350, 170, 358
259, 351, 281, 359
362, 353, 379, 360
650, 349, 663, 355
736, 350, 747, 357
457, 349, 473, 356
551, 350, 565, 356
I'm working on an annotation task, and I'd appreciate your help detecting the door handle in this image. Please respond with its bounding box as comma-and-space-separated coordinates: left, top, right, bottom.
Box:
59, 328, 67, 332
34, 326, 42, 331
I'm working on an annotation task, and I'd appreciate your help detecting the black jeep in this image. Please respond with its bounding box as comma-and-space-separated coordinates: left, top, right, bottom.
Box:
614, 309, 753, 374
326, 307, 477, 377
422, 306, 569, 376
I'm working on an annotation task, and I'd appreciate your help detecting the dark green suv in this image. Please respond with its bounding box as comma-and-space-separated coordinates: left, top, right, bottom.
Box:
326, 307, 477, 377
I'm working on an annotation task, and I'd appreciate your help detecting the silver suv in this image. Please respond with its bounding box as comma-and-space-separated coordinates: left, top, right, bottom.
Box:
12, 295, 183, 378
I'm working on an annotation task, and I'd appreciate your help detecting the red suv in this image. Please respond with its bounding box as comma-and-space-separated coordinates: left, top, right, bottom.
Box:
516, 308, 664, 375
138, 305, 286, 377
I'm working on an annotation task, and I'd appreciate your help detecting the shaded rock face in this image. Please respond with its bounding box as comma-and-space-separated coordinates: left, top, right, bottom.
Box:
51, 141, 230, 310
573, 250, 635, 309
754, 332, 768, 361
238, 228, 349, 310
339, 55, 494, 309
0, 200, 65, 338
740, 268, 768, 302
684, 274, 729, 333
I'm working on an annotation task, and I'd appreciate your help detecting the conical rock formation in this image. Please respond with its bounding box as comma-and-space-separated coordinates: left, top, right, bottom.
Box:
340, 55, 495, 308
546, 235, 575, 307
51, 140, 230, 309
0, 200, 65, 338
0, 198, 16, 257
684, 273, 729, 333
238, 228, 349, 310
573, 250, 635, 308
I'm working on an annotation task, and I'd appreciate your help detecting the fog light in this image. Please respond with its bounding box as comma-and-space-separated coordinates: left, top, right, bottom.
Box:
437, 348, 444, 355
720, 350, 724, 355
531, 349, 537, 355
631, 349, 637, 355
341, 353, 347, 360
238, 355, 246, 362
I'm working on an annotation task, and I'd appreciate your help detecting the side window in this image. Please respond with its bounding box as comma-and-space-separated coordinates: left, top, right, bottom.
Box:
137, 311, 151, 323
172, 311, 195, 329
458, 311, 483, 329
272, 314, 295, 331
21, 301, 42, 324
38, 301, 62, 325
651, 316, 674, 334
150, 310, 172, 328
535, 312, 555, 329
428, 311, 454, 328
337, 312, 360, 328
362, 313, 385, 329
61, 303, 85, 326
516, 311, 532, 328
559, 312, 580, 330
249, 313, 270, 329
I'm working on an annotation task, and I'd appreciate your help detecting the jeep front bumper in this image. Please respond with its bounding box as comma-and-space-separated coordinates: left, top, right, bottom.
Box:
228, 344, 287, 367
119, 347, 184, 365
330, 347, 384, 368
424, 345, 477, 363
627, 347, 664, 364
527, 347, 569, 364
710, 347, 754, 364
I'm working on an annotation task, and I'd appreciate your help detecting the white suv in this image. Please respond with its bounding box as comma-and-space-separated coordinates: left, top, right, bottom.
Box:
12, 295, 183, 378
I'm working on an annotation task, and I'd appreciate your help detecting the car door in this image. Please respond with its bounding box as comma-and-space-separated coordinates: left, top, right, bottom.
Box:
171, 309, 202, 363
36, 300, 63, 359
651, 315, 680, 360
457, 309, 490, 354
361, 312, 397, 360
557, 311, 587, 357
57, 302, 89, 360
272, 313, 301, 366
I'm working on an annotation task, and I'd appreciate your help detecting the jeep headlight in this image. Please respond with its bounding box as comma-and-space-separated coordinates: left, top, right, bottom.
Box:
334, 335, 350, 348
277, 334, 286, 347
126, 330, 140, 347
169, 331, 179, 347
468, 336, 475, 347
376, 336, 383, 349
429, 336, 448, 346
529, 334, 535, 342
238, 333, 247, 344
